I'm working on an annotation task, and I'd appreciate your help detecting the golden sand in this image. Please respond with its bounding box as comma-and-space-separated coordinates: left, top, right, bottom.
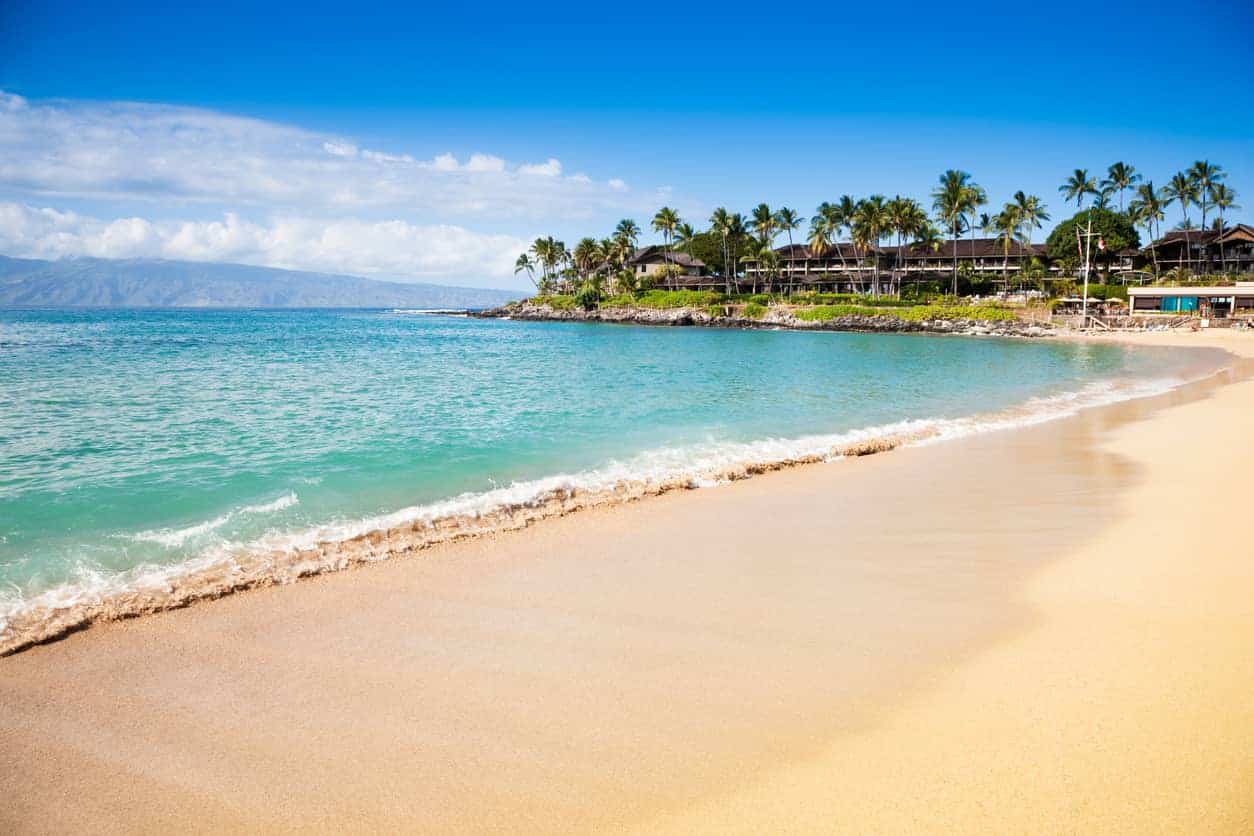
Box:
2, 330, 1252, 833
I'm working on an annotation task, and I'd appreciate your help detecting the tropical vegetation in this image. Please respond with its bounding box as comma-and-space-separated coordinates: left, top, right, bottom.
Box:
514, 159, 1241, 309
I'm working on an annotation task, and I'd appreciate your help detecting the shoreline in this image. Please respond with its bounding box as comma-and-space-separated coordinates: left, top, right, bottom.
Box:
2, 331, 1252, 831
0, 337, 1213, 657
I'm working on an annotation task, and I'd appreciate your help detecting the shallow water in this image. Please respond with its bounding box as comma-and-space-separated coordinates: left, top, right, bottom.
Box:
0, 308, 1212, 641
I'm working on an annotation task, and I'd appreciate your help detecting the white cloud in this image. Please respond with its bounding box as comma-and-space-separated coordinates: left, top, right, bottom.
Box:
518, 158, 562, 177
608, 178, 628, 191
322, 140, 358, 158
0, 91, 642, 221
0, 202, 530, 284
464, 153, 506, 172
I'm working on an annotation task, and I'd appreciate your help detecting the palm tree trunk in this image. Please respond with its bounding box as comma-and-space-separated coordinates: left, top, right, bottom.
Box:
1218, 210, 1226, 273
951, 219, 958, 296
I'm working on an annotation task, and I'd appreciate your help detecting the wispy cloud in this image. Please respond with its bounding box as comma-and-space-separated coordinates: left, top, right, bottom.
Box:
0, 202, 529, 282
0, 90, 641, 221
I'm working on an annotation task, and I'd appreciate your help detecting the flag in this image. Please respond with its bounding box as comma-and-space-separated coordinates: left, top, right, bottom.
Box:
1098, 236, 1106, 252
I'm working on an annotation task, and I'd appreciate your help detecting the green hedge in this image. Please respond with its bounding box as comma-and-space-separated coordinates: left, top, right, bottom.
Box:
794, 304, 1018, 323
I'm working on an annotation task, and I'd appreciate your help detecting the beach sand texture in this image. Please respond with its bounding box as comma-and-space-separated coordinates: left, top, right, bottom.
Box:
2, 330, 1252, 833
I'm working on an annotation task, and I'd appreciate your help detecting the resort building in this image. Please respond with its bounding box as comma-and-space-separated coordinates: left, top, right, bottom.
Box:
1128, 282, 1254, 318
884, 238, 1049, 275
625, 245, 705, 278
1145, 225, 1254, 275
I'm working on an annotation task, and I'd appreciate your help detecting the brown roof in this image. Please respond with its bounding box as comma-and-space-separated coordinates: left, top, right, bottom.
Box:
886, 238, 1045, 259
625, 245, 705, 268
768, 243, 879, 260
1151, 229, 1219, 246
1217, 223, 1254, 244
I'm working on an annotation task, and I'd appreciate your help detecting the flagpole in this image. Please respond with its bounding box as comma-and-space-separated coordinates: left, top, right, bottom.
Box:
1081, 209, 1092, 327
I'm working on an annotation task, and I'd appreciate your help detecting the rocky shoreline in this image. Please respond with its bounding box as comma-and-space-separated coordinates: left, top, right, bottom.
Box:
473, 301, 1055, 338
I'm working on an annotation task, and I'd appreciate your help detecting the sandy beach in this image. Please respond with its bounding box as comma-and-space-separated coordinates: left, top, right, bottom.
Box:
3, 329, 1253, 834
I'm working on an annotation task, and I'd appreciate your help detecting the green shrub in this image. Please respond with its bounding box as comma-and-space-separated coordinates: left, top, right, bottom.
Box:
705, 304, 726, 318
574, 284, 601, 310
631, 290, 724, 309
536, 294, 577, 311
743, 302, 768, 319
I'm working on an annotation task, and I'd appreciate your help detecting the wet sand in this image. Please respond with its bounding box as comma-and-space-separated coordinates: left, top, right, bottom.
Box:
3, 331, 1253, 833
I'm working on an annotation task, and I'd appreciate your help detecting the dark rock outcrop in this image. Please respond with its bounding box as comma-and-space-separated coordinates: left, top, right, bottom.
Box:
473, 302, 1054, 339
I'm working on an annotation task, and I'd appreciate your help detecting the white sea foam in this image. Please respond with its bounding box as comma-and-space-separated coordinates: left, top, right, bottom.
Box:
131, 492, 299, 548
0, 372, 1211, 654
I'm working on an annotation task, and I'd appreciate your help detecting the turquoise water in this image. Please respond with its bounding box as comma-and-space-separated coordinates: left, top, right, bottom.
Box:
0, 308, 1194, 629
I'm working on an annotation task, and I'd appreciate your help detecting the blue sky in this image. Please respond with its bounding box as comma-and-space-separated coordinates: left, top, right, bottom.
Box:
1, 0, 1251, 288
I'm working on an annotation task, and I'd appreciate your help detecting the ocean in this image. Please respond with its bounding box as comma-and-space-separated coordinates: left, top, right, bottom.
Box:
0, 308, 1209, 650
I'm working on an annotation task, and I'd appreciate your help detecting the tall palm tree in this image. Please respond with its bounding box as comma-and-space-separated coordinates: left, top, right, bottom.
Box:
727, 213, 747, 291
932, 170, 972, 295
886, 196, 924, 298
851, 195, 889, 298
806, 214, 832, 258
836, 196, 858, 275
1100, 162, 1141, 212
651, 207, 681, 279
709, 207, 733, 293
674, 223, 697, 261
774, 207, 806, 293
990, 203, 1023, 289
1059, 168, 1098, 209
749, 203, 777, 246
1164, 172, 1200, 273
963, 183, 987, 268
1188, 160, 1225, 230
1014, 191, 1050, 257
1210, 183, 1240, 273
1128, 181, 1165, 275
514, 253, 537, 289
614, 218, 640, 253
572, 237, 599, 281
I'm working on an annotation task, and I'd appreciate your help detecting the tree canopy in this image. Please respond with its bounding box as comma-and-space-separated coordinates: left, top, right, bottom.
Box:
1044, 208, 1140, 265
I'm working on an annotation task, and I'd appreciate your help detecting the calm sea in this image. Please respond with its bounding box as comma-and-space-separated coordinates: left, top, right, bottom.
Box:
0, 308, 1203, 637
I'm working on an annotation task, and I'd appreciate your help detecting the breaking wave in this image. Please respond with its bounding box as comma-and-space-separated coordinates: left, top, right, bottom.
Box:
0, 374, 1201, 656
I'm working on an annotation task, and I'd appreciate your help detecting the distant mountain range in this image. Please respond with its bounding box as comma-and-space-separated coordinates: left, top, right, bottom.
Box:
0, 256, 522, 309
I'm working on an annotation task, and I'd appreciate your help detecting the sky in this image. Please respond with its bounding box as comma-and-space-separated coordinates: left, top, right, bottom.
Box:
1, 0, 1251, 290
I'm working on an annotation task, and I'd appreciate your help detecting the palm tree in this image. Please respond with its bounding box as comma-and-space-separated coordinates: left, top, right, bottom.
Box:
709, 207, 733, 293
1129, 182, 1165, 275
749, 203, 777, 246
651, 207, 681, 283
806, 214, 832, 259
990, 203, 1023, 289
964, 183, 987, 269
1014, 192, 1050, 257
674, 222, 697, 261
932, 170, 972, 295
835, 195, 858, 279
572, 237, 599, 281
1164, 172, 1200, 274
1100, 162, 1141, 212
852, 195, 889, 298
614, 218, 642, 246
1059, 168, 1098, 209
811, 203, 835, 265
1210, 183, 1240, 273
514, 253, 537, 289
887, 196, 924, 298
774, 207, 805, 294
1189, 160, 1225, 231
727, 213, 747, 291
1093, 187, 1114, 211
